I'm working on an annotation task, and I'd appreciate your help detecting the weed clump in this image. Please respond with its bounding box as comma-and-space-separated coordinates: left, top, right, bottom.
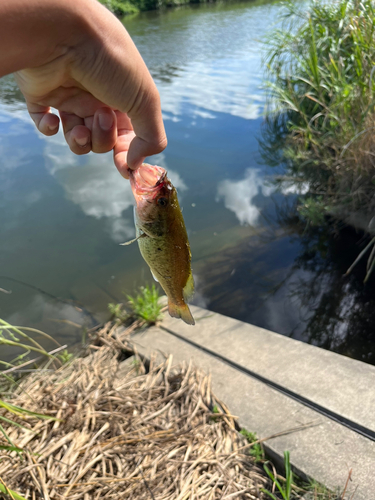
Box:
264, 0, 375, 227
108, 302, 129, 324
240, 428, 265, 462
127, 284, 163, 324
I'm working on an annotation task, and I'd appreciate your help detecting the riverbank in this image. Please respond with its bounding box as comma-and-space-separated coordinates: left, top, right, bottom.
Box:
0, 320, 271, 498
99, 0, 260, 17
133, 300, 373, 500
0, 312, 355, 499
99, 0, 217, 16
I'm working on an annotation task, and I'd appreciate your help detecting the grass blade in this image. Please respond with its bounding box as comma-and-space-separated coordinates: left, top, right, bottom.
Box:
0, 481, 28, 500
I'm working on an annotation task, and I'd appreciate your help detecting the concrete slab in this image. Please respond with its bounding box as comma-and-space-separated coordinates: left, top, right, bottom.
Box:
160, 304, 375, 439
130, 326, 374, 500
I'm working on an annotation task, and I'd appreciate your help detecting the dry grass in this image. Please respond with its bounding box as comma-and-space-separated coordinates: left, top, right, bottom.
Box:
0, 322, 270, 499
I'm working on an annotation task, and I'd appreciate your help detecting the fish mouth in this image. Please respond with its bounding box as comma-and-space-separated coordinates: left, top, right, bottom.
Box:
129, 164, 167, 199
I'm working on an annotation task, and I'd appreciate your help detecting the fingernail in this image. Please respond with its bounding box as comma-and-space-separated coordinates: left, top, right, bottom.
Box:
75, 136, 89, 147
99, 112, 113, 131
48, 124, 58, 131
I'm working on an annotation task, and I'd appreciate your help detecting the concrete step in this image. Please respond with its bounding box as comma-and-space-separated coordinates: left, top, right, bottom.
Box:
125, 303, 375, 499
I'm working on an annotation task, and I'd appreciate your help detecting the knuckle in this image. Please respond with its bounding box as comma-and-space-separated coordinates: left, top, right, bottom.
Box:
153, 135, 168, 154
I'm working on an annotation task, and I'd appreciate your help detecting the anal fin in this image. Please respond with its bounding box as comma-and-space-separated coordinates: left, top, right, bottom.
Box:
183, 272, 195, 302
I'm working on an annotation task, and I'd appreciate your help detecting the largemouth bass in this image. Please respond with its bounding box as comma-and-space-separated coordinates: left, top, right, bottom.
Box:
127, 164, 195, 325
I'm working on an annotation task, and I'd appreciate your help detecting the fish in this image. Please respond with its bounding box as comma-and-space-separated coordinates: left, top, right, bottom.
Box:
126, 163, 195, 325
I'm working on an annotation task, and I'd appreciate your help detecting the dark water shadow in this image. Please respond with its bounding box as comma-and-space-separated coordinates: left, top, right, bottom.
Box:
194, 203, 375, 364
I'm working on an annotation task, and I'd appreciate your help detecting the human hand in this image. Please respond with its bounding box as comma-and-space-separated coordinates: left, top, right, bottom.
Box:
4, 0, 166, 177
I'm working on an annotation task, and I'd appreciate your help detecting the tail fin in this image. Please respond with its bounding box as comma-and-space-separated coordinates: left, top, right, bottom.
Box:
168, 301, 195, 325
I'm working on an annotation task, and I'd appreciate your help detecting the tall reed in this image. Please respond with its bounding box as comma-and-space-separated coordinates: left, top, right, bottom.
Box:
264, 0, 375, 223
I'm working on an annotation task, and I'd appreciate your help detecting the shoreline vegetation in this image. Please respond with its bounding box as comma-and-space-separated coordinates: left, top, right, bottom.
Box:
98, 0, 274, 17
263, 0, 375, 280
99, 0, 222, 16
0, 287, 347, 499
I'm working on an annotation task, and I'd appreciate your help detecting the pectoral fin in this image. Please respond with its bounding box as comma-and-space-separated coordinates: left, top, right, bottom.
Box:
151, 270, 159, 283
120, 233, 147, 246
168, 301, 195, 325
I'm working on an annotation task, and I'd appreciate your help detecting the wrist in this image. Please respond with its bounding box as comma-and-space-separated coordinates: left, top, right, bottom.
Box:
0, 0, 97, 77
68, 0, 149, 113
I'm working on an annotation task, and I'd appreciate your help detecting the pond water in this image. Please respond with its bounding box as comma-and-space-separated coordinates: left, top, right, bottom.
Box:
1, 0, 375, 364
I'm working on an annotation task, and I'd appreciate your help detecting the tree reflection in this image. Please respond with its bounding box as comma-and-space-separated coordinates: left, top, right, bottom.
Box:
0, 75, 25, 107
284, 217, 375, 364
150, 63, 182, 84
257, 108, 375, 365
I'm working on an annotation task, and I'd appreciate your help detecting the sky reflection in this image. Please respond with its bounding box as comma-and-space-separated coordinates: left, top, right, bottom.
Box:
43, 131, 188, 242
127, 2, 281, 121
216, 169, 274, 226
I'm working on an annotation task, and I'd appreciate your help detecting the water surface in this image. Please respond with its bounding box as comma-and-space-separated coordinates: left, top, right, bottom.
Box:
1, 0, 374, 364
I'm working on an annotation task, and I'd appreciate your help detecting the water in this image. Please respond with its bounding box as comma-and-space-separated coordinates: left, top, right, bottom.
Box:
1, 0, 374, 364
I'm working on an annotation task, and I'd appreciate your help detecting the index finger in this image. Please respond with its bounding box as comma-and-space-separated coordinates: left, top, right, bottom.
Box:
126, 83, 167, 170
113, 112, 136, 178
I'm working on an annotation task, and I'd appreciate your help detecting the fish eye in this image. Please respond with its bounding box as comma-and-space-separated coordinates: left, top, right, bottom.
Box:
157, 197, 168, 207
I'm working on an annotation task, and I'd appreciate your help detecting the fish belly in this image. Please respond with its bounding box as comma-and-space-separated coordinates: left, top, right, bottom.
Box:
137, 230, 195, 325
138, 234, 181, 300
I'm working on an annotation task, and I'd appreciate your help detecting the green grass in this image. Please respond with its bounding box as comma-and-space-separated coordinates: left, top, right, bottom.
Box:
261, 450, 341, 500
209, 404, 221, 423
239, 428, 265, 462
238, 436, 343, 499
108, 302, 129, 324
109, 284, 163, 324
0, 318, 62, 395
0, 411, 45, 500
57, 349, 74, 365
264, 0, 375, 229
130, 356, 142, 374
127, 284, 163, 324
0, 319, 60, 499
0, 320, 61, 430
0, 483, 28, 500
262, 451, 293, 500
0, 319, 59, 365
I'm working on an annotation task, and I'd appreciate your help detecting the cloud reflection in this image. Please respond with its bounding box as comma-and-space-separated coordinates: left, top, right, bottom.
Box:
43, 131, 187, 242
7, 293, 85, 327
158, 61, 262, 121
280, 182, 309, 195
216, 169, 273, 226
0, 107, 33, 174
0, 102, 32, 129
189, 272, 209, 310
